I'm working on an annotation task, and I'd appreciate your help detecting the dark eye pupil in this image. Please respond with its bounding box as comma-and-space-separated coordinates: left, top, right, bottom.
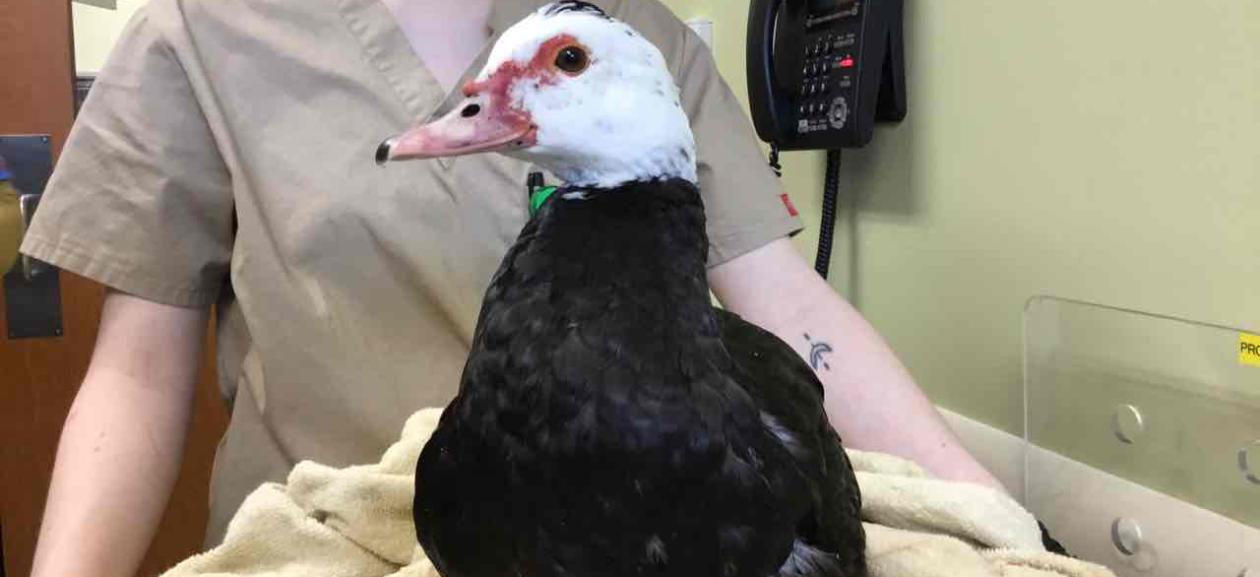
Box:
556, 47, 587, 73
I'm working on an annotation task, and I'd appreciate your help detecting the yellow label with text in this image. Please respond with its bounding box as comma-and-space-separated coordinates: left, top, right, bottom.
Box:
1241, 333, 1260, 367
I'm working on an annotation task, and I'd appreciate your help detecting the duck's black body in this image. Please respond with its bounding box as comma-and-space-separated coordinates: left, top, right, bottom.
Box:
415, 179, 866, 577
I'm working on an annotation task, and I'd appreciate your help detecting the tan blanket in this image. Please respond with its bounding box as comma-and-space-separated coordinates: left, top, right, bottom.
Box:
163, 409, 1113, 577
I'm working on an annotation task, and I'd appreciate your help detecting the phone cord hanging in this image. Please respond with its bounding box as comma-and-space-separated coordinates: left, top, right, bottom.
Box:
766, 147, 843, 279
815, 149, 842, 279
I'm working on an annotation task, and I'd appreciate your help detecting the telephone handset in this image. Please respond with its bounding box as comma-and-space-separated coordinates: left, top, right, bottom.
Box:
747, 0, 906, 150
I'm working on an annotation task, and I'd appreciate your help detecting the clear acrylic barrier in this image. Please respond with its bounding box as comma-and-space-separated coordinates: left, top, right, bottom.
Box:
1024, 297, 1260, 576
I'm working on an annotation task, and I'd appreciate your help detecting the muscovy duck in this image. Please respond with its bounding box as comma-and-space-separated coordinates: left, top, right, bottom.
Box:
377, 3, 866, 577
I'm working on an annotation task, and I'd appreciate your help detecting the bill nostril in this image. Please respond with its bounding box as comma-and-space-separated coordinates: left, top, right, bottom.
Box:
461, 104, 482, 118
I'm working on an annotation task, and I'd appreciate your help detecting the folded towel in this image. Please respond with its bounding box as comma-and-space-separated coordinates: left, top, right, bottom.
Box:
163, 409, 1114, 577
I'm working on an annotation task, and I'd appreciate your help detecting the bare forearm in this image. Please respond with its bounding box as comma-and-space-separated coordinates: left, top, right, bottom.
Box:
756, 284, 1003, 490
31, 293, 206, 577
709, 240, 1005, 491
31, 371, 195, 577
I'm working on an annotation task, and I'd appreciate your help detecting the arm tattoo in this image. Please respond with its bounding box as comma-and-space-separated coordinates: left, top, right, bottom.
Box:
804, 333, 833, 372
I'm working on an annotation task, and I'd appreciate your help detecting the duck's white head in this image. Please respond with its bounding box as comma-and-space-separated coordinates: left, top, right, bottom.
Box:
378, 1, 697, 188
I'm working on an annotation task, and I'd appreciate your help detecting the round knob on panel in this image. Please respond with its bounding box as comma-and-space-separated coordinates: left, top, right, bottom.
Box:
828, 96, 850, 130
1111, 517, 1143, 556
1239, 441, 1260, 485
1111, 404, 1146, 444
1108, 518, 1159, 571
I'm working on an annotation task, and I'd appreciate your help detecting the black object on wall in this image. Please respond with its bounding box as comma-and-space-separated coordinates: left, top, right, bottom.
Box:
746, 0, 906, 278
747, 0, 905, 150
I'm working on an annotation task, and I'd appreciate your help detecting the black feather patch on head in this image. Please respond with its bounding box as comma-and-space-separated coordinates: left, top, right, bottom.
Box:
541, 1, 612, 20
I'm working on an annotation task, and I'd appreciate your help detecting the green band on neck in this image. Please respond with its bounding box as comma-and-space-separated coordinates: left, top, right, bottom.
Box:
529, 185, 558, 217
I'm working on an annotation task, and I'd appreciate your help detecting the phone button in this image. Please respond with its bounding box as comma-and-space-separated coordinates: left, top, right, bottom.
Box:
828, 97, 850, 129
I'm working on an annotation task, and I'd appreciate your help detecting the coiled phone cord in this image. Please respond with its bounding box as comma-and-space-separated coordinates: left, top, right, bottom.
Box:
769, 146, 842, 279
814, 149, 842, 279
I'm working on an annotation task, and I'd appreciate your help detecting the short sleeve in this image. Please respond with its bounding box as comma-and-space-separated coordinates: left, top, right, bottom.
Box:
664, 19, 803, 266
20, 4, 233, 307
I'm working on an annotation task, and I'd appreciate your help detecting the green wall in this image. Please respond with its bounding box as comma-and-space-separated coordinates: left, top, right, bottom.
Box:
661, 0, 1260, 433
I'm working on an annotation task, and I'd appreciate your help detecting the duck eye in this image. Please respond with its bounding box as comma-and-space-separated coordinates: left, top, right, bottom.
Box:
555, 46, 589, 75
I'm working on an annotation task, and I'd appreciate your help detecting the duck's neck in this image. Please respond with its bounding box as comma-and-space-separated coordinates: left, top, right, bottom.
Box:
522, 178, 711, 329
466, 178, 721, 396
541, 149, 700, 190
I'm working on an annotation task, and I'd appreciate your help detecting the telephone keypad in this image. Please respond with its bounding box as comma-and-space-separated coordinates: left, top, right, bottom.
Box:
794, 11, 866, 135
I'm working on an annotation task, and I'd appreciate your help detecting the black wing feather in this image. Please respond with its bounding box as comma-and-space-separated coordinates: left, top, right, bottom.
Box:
716, 309, 866, 577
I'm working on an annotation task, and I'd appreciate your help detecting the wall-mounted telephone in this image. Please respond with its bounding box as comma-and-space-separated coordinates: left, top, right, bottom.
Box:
745, 0, 907, 279
747, 0, 906, 150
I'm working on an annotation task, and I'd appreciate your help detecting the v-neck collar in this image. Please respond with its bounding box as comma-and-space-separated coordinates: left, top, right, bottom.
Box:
337, 0, 553, 169
431, 0, 559, 120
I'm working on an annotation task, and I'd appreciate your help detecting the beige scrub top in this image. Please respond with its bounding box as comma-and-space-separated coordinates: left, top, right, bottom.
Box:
22, 0, 801, 545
